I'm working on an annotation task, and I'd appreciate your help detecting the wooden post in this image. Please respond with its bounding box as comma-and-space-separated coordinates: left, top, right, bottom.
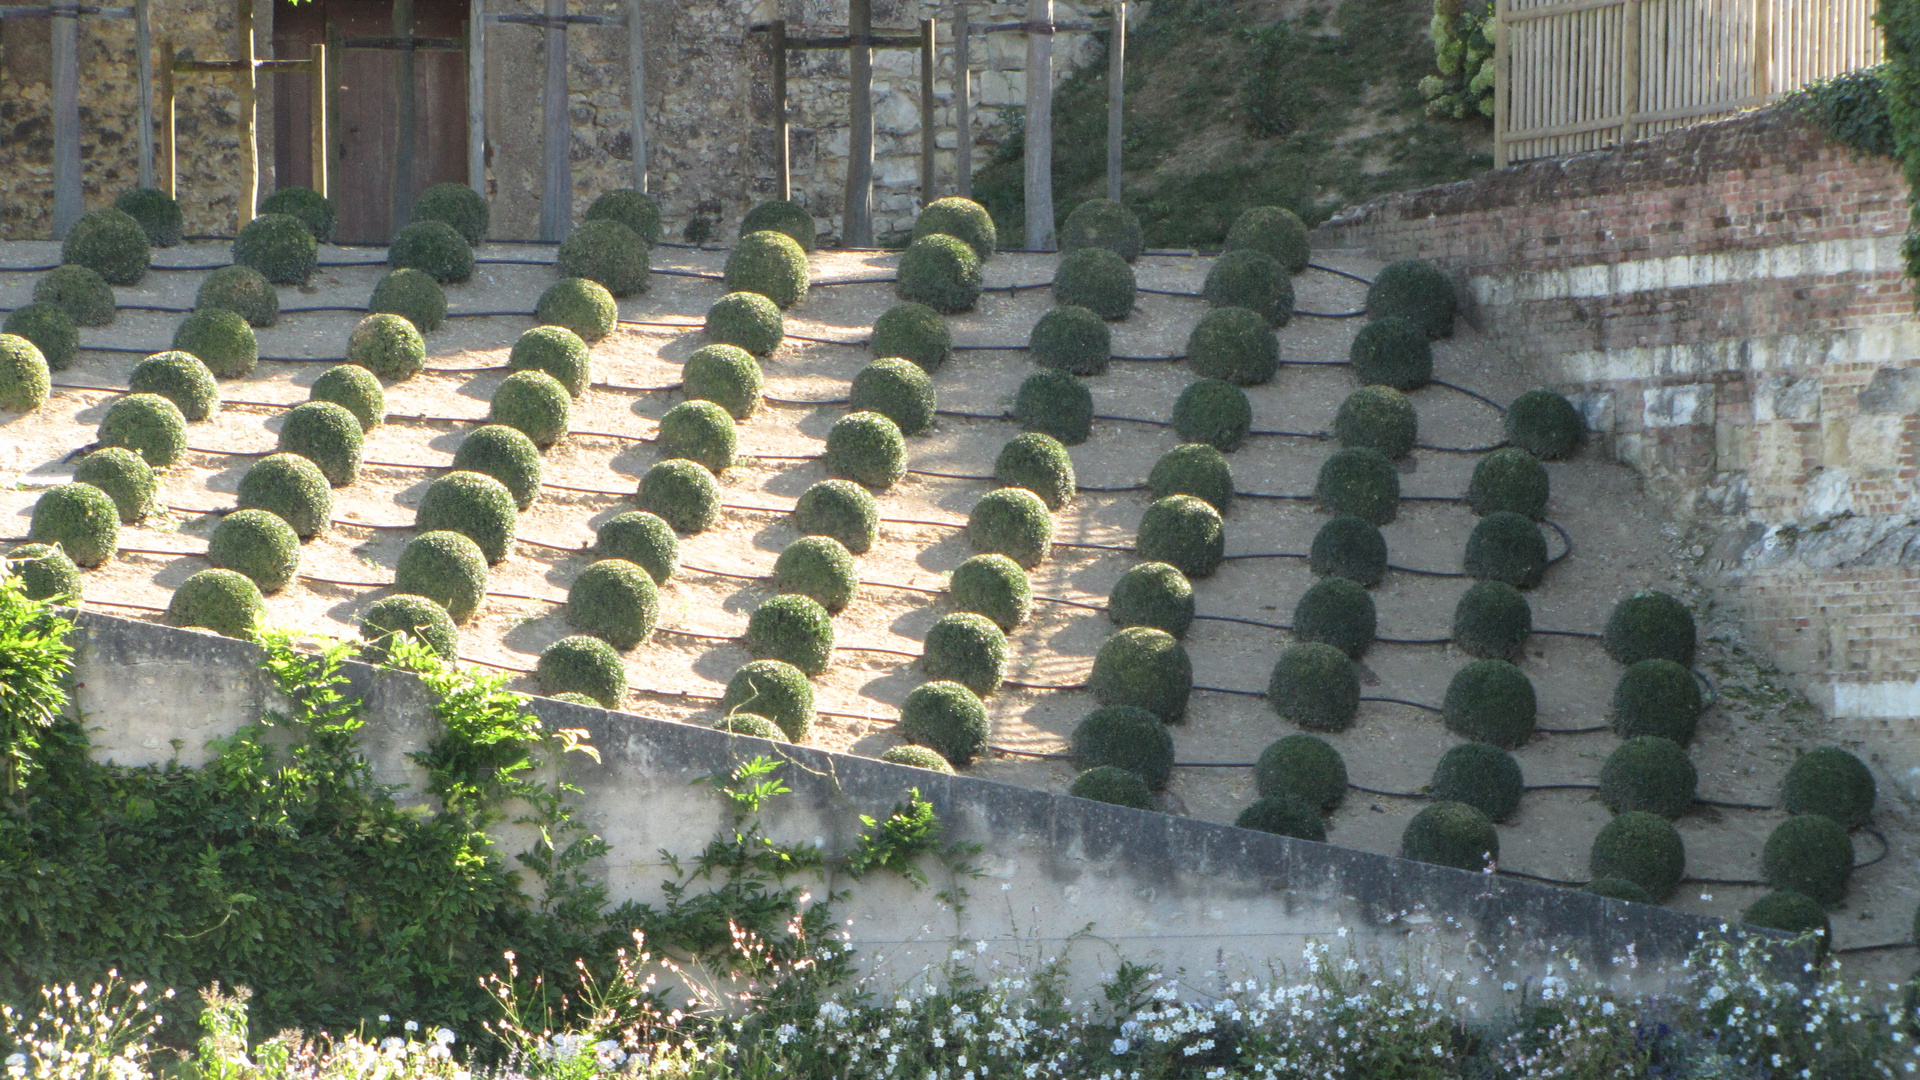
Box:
1106, 1, 1124, 203
771, 19, 790, 201
309, 44, 329, 197
1023, 0, 1054, 250
136, 0, 155, 190
236, 0, 258, 227
1492, 0, 1507, 169
391, 0, 418, 231
538, 0, 569, 241
626, 0, 647, 193
51, 3, 80, 238
845, 0, 874, 248
1621, 0, 1640, 143
955, 5, 970, 198
1753, 0, 1772, 98
469, 0, 486, 195
160, 39, 176, 199
919, 17, 935, 202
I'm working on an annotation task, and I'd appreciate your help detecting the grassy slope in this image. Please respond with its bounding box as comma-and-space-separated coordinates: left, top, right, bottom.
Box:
971, 0, 1494, 249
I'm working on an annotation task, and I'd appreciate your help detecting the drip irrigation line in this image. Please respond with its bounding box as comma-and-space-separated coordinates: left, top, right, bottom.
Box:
572, 428, 654, 443
543, 481, 628, 496
459, 655, 533, 674
1194, 685, 1266, 698
618, 318, 706, 330
836, 643, 924, 658
1095, 413, 1173, 427
1168, 760, 1256, 769
1418, 440, 1509, 454
1403, 494, 1466, 504
80, 344, 349, 364
813, 277, 898, 287
1544, 519, 1574, 566
907, 469, 992, 482
951, 343, 1026, 352
422, 365, 509, 375
0, 263, 63, 273
1137, 286, 1198, 298
1220, 552, 1307, 562
1858, 827, 1891, 870
653, 268, 725, 280
1537, 724, 1613, 736
1250, 428, 1328, 440
1499, 869, 1588, 888
1193, 612, 1288, 630
1431, 379, 1508, 414
1533, 628, 1603, 640
1682, 876, 1768, 887
1232, 492, 1314, 502
980, 281, 1051, 293
1350, 783, 1426, 799
1362, 695, 1442, 713
1380, 635, 1454, 646
302, 575, 389, 590
1035, 593, 1107, 612
84, 597, 168, 612
1113, 354, 1185, 363
742, 452, 821, 462
518, 536, 590, 554
765, 395, 850, 406
1293, 309, 1367, 319
1693, 667, 1718, 710
1003, 679, 1087, 691
1524, 783, 1601, 792
1305, 263, 1375, 285
937, 408, 1012, 421
593, 381, 683, 394
1077, 482, 1152, 493
785, 333, 869, 346
1052, 540, 1135, 553
445, 310, 540, 319
185, 445, 272, 458
1281, 358, 1350, 368
654, 626, 737, 643
1694, 797, 1774, 811
119, 546, 205, 558
1390, 563, 1468, 579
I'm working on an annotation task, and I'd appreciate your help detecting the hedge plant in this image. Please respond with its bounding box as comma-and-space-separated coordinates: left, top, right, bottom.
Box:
194, 264, 277, 328
207, 508, 300, 592
1072, 704, 1174, 790
538, 278, 619, 343
4, 304, 77, 371
739, 200, 816, 251
1069, 767, 1153, 810
1060, 197, 1145, 261
310, 364, 385, 432
1186, 306, 1277, 385
1136, 494, 1224, 578
1589, 811, 1686, 902
1464, 511, 1548, 589
370, 268, 447, 333
725, 230, 809, 309
1172, 378, 1252, 452
657, 399, 738, 474
114, 188, 183, 247
414, 182, 490, 245
1401, 801, 1498, 872
558, 219, 651, 297
259, 186, 335, 241
1367, 259, 1456, 338
950, 553, 1031, 631
1294, 577, 1377, 658
28, 483, 119, 567
236, 453, 332, 540
62, 208, 150, 286
704, 291, 784, 356
744, 593, 835, 675
128, 351, 218, 421
414, 470, 519, 564
510, 325, 592, 397
912, 197, 997, 259
99, 393, 187, 467
36, 264, 116, 326
871, 302, 951, 371
389, 220, 474, 284
682, 343, 765, 421
1309, 516, 1387, 588
1611, 658, 1703, 745
1585, 877, 1655, 905
451, 425, 543, 511
825, 411, 907, 490
1761, 814, 1854, 905
1150, 443, 1233, 512
1451, 580, 1531, 660
639, 459, 720, 533
0, 334, 49, 412
565, 558, 660, 650
172, 308, 257, 379
1256, 733, 1347, 813
1225, 206, 1311, 273
1742, 890, 1831, 943
594, 510, 678, 584
1506, 388, 1585, 460
1052, 246, 1136, 319
793, 479, 878, 555
1014, 369, 1093, 445
896, 233, 983, 314
773, 535, 859, 614
1599, 736, 1697, 818
1268, 642, 1360, 732
1468, 447, 1550, 519
994, 432, 1076, 510
1603, 590, 1696, 667
1781, 746, 1876, 829
969, 487, 1053, 567
1314, 447, 1400, 525
393, 530, 489, 622
850, 357, 936, 435
585, 188, 663, 244
881, 745, 955, 773
1442, 658, 1537, 749
1431, 742, 1524, 823
347, 314, 426, 383
1348, 316, 1432, 391
713, 715, 786, 740
234, 213, 318, 285
1236, 797, 1327, 842
1089, 626, 1191, 723
900, 681, 990, 768
6, 544, 80, 601
721, 659, 815, 741
923, 611, 1008, 697
1203, 250, 1293, 328
73, 447, 154, 524
490, 369, 572, 449
1335, 386, 1418, 459
167, 569, 263, 638
277, 400, 364, 486
1030, 306, 1111, 375
536, 635, 626, 707
1109, 561, 1194, 638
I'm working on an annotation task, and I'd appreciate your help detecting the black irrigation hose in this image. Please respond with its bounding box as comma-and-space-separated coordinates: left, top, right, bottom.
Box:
1293, 309, 1368, 319
1500, 869, 1588, 888
766, 395, 850, 406
653, 268, 726, 281
1681, 876, 1769, 888
1350, 783, 1426, 799
1534, 628, 1603, 640
1306, 262, 1376, 286
1431, 379, 1508, 414
1537, 725, 1614, 736
1363, 695, 1442, 713
1095, 413, 1171, 427
813, 277, 899, 287
1858, 827, 1891, 870
1544, 519, 1574, 566
1695, 797, 1775, 811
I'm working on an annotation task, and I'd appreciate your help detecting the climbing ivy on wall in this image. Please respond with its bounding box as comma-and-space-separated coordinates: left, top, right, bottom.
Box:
1420, 0, 1496, 120
1879, 1, 1920, 288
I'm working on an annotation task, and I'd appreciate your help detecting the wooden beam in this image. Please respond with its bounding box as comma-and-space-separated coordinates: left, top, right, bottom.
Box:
469, 0, 486, 196
1492, 0, 1507, 169
1753, 0, 1771, 98
136, 0, 154, 189
844, 0, 874, 247
235, 0, 257, 227
919, 17, 935, 202
309, 43, 328, 197
160, 38, 175, 199
626, 0, 646, 193
772, 18, 790, 201
1023, 0, 1053, 250
51, 3, 80, 238
1621, 0, 1640, 144
538, 0, 569, 241
955, 5, 970, 198
391, 0, 417, 231
1106, 0, 1124, 202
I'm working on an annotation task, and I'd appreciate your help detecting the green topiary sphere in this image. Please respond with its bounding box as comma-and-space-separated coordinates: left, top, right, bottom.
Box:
1014, 369, 1093, 446
207, 508, 300, 592
490, 369, 572, 449
1599, 736, 1697, 818
1367, 260, 1456, 338
658, 399, 737, 473
171, 308, 257, 379
1400, 801, 1499, 872
738, 199, 817, 251
346, 314, 427, 384
704, 291, 783, 356
1029, 305, 1111, 375
1186, 306, 1277, 385
510, 325, 592, 397
1135, 494, 1224, 578
394, 530, 489, 622
1090, 626, 1192, 723
452, 424, 543, 511
277, 400, 364, 486
537, 635, 626, 707
1744, 891, 1832, 942
725, 230, 809, 309
1172, 378, 1252, 453
389, 220, 474, 284
7, 544, 81, 601
682, 343, 765, 421
922, 611, 1007, 696
969, 486, 1053, 568
913, 198, 998, 259
1256, 733, 1347, 813
1309, 516, 1387, 588
1237, 796, 1326, 841
1443, 659, 1537, 749
881, 744, 955, 772
595, 510, 678, 584
1585, 877, 1655, 904
1431, 742, 1524, 823
994, 433, 1075, 510
793, 479, 878, 555
1150, 443, 1234, 512
1314, 447, 1399, 526
1603, 591, 1696, 667
1762, 814, 1854, 906
310, 364, 385, 432
126, 351, 217, 421
1294, 577, 1377, 658
825, 411, 907, 490
639, 459, 720, 533
1590, 810, 1686, 902
1062, 198, 1146, 262
566, 558, 659, 650
359, 594, 458, 663
414, 182, 490, 245
194, 264, 277, 329
745, 593, 835, 676
1348, 316, 1433, 391
773, 535, 859, 614
871, 301, 951, 372
585, 188, 663, 244
1052, 247, 1136, 319
559, 219, 651, 296
234, 213, 318, 285
4, 303, 77, 371
1611, 659, 1703, 745
28, 483, 119, 567
1203, 250, 1294, 328
73, 447, 154, 524
115, 188, 183, 247
1468, 447, 1550, 520
0, 335, 49, 412
370, 268, 448, 333
1450, 580, 1532, 661
1507, 389, 1585, 460
899, 680, 990, 767
721, 659, 815, 741
1225, 206, 1311, 274
259, 186, 336, 241
1268, 642, 1360, 732
896, 233, 983, 314
1335, 386, 1418, 460
1782, 747, 1876, 829
415, 470, 519, 565
850, 357, 936, 435
36, 264, 115, 326
714, 714, 787, 740
62, 208, 150, 285
1464, 511, 1548, 589
538, 277, 619, 343
167, 569, 264, 638
1070, 766, 1153, 809
950, 554, 1031, 631
98, 393, 187, 467
1072, 704, 1174, 790
237, 453, 333, 540
1110, 561, 1194, 638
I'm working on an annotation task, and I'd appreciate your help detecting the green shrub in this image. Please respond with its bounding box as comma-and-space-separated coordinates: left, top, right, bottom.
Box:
236, 453, 333, 540
793, 479, 878, 555
1294, 577, 1376, 658
1203, 250, 1294, 327
1590, 810, 1685, 902
970, 486, 1054, 568
359, 594, 458, 663
346, 314, 426, 384
1464, 511, 1548, 589
1052, 247, 1136, 319
639, 459, 720, 533
1367, 260, 1456, 338
1029, 305, 1111, 375
682, 343, 765, 421
414, 182, 490, 244
1150, 443, 1233, 512
489, 369, 571, 449
704, 291, 783, 356
389, 220, 473, 284
1506, 389, 1585, 460
1400, 801, 1498, 872
896, 233, 983, 314
1072, 704, 1174, 790
1430, 741, 1524, 823
595, 510, 678, 584
1599, 736, 1697, 818
913, 198, 998, 259
950, 553, 1030, 631
234, 213, 318, 285
0, 334, 49, 412
923, 611, 1008, 696
714, 714, 787, 740
1224, 206, 1311, 274
370, 268, 447, 333
1584, 877, 1655, 905
1069, 766, 1153, 809
585, 188, 663, 245
1267, 642, 1359, 731
536, 635, 626, 707
559, 219, 651, 297
1468, 447, 1549, 519
1743, 891, 1831, 942
881, 744, 955, 772
62, 208, 149, 285
393, 530, 488, 622
194, 264, 277, 328
1060, 197, 1146, 261
1236, 796, 1327, 841
451, 425, 542, 510
725, 230, 809, 309
171, 308, 257, 379
35, 264, 115, 326
1348, 316, 1433, 391
1309, 516, 1386, 589
1014, 369, 1093, 445
1782, 747, 1876, 829
1451, 580, 1531, 660
1603, 591, 1697, 667
415, 470, 518, 564
656, 400, 737, 474
538, 277, 618, 343
566, 558, 659, 650
509, 325, 592, 397
310, 364, 384, 432
114, 188, 183, 247
28, 483, 119, 567
721, 659, 815, 740
1186, 306, 1277, 385
1172, 378, 1252, 453
899, 680, 990, 767
98, 393, 187, 467
1611, 658, 1703, 745
850, 357, 936, 434
1256, 733, 1347, 813
1109, 561, 1193, 638
1135, 494, 1224, 578
207, 508, 300, 592
3, 303, 77, 371
1090, 625, 1192, 723
1762, 814, 1854, 905
826, 411, 907, 490
1335, 386, 1418, 459
277, 400, 364, 486
126, 351, 217, 421
871, 302, 951, 372
6, 544, 81, 601
745, 593, 835, 675
73, 447, 154, 524
259, 186, 336, 242
774, 535, 859, 613
994, 433, 1075, 510
1314, 447, 1400, 526
167, 568, 264, 638
1443, 659, 1536, 749
738, 199, 816, 251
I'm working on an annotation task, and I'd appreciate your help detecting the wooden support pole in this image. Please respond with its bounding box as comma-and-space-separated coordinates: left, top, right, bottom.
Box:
1023, 0, 1054, 250
468, 0, 486, 195
391, 0, 417, 231
772, 19, 790, 201
955, 5, 970, 198
1753, 0, 1771, 98
236, 0, 257, 227
1621, 0, 1640, 143
160, 39, 176, 198
919, 17, 935, 202
309, 43, 328, 197
1106, 0, 1124, 203
626, 0, 646, 193
844, 0, 874, 247
51, 4, 80, 238
538, 0, 569, 241
1492, 0, 1507, 169
136, 0, 154, 190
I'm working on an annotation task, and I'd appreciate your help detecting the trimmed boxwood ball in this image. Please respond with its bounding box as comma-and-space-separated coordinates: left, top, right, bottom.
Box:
1173, 379, 1252, 453
826, 411, 907, 490
452, 424, 543, 510
73, 448, 154, 524
714, 714, 787, 740
490, 369, 572, 449
896, 233, 984, 314
1052, 247, 1136, 319
237, 453, 333, 540
1611, 658, 1703, 745
1589, 810, 1686, 902
558, 219, 651, 297
1743, 890, 1832, 942
98, 393, 188, 467
234, 213, 318, 285
1367, 259, 1457, 338
1110, 561, 1194, 638
1464, 511, 1548, 589
725, 230, 810, 309
950, 553, 1031, 631
1335, 386, 1418, 459
1014, 369, 1093, 446
1763, 814, 1855, 905
1310, 516, 1387, 589
310, 364, 385, 431
1150, 443, 1233, 512
1314, 447, 1400, 526
658, 399, 737, 473
881, 744, 955, 773
171, 308, 257, 379
793, 479, 878, 555
1062, 198, 1145, 261
4, 303, 77, 371
745, 593, 835, 676
550, 693, 602, 707
1468, 447, 1550, 519
370, 268, 447, 333
1186, 306, 1278, 385
1443, 659, 1537, 749
415, 470, 518, 565
510, 325, 592, 397
1203, 250, 1294, 328
851, 357, 936, 435
1348, 315, 1433, 391
394, 530, 488, 622
389, 220, 474, 284
538, 277, 618, 343
1507, 388, 1585, 460
1070, 767, 1153, 810
115, 188, 183, 247
639, 459, 720, 533
36, 265, 115, 326
194, 264, 278, 328
536, 635, 626, 707
899, 680, 990, 767
721, 659, 815, 741
1136, 494, 1224, 578
595, 511, 678, 583
682, 343, 765, 420
277, 400, 364, 486
1585, 877, 1655, 904
923, 611, 1007, 697
1256, 734, 1348, 813
970, 486, 1054, 568
1090, 626, 1192, 723
1029, 305, 1112, 375
995, 432, 1075, 510
1451, 580, 1532, 660
259, 186, 336, 241
738, 199, 817, 251
1599, 736, 1697, 818
704, 291, 784, 356
773, 534, 859, 613
1782, 746, 1876, 829
414, 182, 490, 244
1293, 577, 1377, 658
167, 569, 264, 639
61, 208, 150, 286
1432, 741, 1524, 823
1603, 590, 1696, 667
566, 558, 660, 650
359, 594, 458, 663
7, 544, 81, 601
866, 307, 954, 383
912, 197, 998, 259
347, 314, 426, 383
208, 508, 300, 592
1401, 801, 1499, 872
127, 351, 218, 421
1237, 796, 1327, 841
585, 188, 664, 245
1072, 704, 1174, 790
1225, 206, 1311, 274
1268, 642, 1360, 732
28, 483, 119, 567
0, 334, 49, 412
